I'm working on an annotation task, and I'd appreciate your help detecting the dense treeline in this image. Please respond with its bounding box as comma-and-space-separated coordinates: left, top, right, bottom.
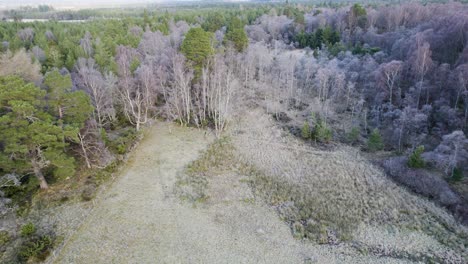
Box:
0, 4, 263, 222
0, 3, 468, 260
240, 2, 468, 178
239, 1, 468, 223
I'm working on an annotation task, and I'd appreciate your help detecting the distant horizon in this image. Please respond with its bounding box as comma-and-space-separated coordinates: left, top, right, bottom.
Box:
0, 0, 245, 10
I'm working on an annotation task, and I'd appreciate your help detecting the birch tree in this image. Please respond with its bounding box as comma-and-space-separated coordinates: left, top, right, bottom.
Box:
116, 46, 155, 131
410, 38, 433, 107
75, 58, 116, 128
377, 60, 403, 105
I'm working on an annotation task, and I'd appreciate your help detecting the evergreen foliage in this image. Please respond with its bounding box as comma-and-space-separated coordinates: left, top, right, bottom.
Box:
367, 129, 384, 152
301, 122, 311, 139
295, 27, 340, 49
224, 17, 248, 52
0, 73, 92, 189
313, 119, 332, 143
408, 146, 425, 168
180, 27, 214, 76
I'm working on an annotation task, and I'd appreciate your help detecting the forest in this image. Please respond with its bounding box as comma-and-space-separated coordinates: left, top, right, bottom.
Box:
0, 1, 468, 263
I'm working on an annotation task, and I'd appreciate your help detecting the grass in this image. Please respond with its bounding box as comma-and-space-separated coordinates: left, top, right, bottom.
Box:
172, 109, 468, 262
179, 131, 362, 242
175, 137, 237, 204
227, 109, 468, 262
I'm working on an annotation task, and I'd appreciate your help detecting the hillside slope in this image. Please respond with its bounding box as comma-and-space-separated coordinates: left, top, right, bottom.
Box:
49, 122, 418, 264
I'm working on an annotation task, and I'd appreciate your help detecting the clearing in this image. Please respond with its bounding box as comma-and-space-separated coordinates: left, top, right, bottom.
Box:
48, 121, 461, 263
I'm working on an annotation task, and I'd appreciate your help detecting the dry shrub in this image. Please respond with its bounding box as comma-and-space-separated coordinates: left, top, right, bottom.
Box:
383, 157, 460, 206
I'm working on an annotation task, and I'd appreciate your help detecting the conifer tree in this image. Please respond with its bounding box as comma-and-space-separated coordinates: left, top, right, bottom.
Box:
180, 27, 214, 78
0, 76, 75, 189
224, 17, 248, 52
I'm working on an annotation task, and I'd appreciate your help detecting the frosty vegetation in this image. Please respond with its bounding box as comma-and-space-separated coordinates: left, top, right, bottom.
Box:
0, 1, 467, 263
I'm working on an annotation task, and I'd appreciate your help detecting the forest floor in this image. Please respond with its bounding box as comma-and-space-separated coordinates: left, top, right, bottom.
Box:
47, 122, 415, 264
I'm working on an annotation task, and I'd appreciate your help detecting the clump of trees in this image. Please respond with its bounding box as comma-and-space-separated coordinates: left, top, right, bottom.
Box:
224, 17, 249, 52
295, 27, 340, 49
0, 74, 90, 189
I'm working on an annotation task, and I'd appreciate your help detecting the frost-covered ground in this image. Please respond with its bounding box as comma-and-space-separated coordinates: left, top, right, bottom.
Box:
49, 122, 422, 264
48, 124, 410, 263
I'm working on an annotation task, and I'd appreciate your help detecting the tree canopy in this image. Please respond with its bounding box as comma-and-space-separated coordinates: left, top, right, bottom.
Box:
224, 17, 249, 52
0, 76, 75, 189
180, 27, 214, 76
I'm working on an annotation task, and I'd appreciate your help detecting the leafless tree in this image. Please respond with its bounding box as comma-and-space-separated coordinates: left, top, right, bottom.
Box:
17, 27, 34, 42
410, 37, 434, 107
116, 45, 155, 131
129, 26, 143, 37
423, 131, 468, 177
80, 31, 94, 57
77, 119, 114, 168
169, 20, 190, 48
201, 54, 239, 136
453, 64, 468, 128
167, 53, 193, 125
376, 60, 403, 105
139, 30, 169, 56
45, 30, 56, 42
0, 49, 42, 84
31, 46, 46, 63
75, 57, 116, 128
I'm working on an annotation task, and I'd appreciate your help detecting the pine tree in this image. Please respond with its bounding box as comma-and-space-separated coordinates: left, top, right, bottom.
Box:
43, 70, 93, 141
44, 70, 93, 177
408, 145, 425, 168
313, 119, 332, 143
224, 17, 248, 52
202, 12, 225, 32
0, 76, 74, 189
180, 27, 214, 77
367, 129, 384, 152
301, 122, 311, 139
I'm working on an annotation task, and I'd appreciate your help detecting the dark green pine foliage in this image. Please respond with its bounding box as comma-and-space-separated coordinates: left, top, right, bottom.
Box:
181, 27, 214, 77
408, 146, 425, 168
295, 27, 340, 49
202, 12, 226, 32
367, 129, 384, 152
44, 70, 93, 129
43, 70, 93, 147
224, 17, 249, 52
0, 76, 72, 189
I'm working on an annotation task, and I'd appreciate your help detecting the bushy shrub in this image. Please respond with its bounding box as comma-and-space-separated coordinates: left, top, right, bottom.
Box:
313, 120, 332, 143
106, 128, 139, 155
383, 157, 460, 206
367, 129, 384, 152
346, 127, 360, 144
0, 230, 10, 246
301, 122, 311, 139
18, 235, 53, 262
408, 146, 425, 168
451, 168, 464, 182
20, 222, 36, 237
